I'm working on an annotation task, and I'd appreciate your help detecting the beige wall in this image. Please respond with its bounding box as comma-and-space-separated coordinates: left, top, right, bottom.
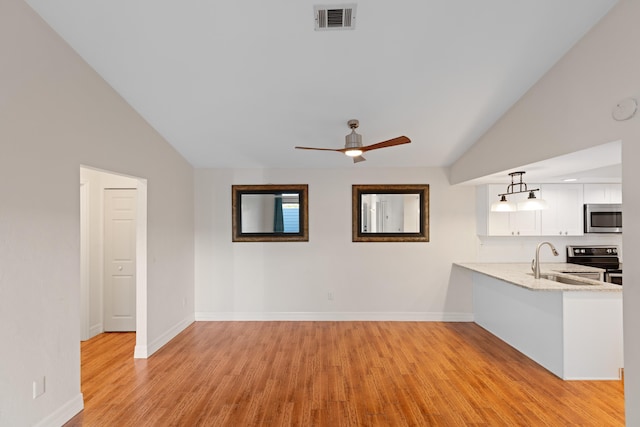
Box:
450, 0, 640, 422
0, 1, 194, 425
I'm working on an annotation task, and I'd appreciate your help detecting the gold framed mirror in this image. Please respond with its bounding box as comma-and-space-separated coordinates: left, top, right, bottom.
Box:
232, 184, 309, 242
352, 184, 429, 242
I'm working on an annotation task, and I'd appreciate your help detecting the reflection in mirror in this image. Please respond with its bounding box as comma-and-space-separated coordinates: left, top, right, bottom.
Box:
352, 184, 429, 242
232, 184, 308, 242
360, 194, 420, 233
240, 193, 301, 233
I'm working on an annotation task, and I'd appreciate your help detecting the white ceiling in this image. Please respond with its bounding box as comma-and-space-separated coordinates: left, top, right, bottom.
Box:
26, 0, 619, 173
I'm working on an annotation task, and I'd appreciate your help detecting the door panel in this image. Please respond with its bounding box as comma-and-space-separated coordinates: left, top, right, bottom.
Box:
112, 276, 135, 316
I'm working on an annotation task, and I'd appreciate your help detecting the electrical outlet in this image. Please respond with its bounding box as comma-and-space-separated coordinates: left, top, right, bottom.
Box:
328, 292, 334, 301
32, 376, 46, 399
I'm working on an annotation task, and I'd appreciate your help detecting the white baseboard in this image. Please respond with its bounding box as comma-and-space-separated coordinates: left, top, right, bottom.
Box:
88, 323, 103, 339
195, 312, 474, 322
134, 315, 195, 359
34, 393, 83, 427
133, 344, 149, 359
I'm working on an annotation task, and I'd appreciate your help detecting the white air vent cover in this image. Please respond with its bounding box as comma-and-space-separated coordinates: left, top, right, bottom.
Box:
314, 4, 357, 30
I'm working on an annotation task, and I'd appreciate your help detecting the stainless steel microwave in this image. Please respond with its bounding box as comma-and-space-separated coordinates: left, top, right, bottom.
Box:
584, 204, 622, 233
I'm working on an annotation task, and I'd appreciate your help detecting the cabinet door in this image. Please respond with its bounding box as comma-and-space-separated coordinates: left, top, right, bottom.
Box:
485, 185, 513, 235
510, 190, 541, 236
583, 184, 622, 204
488, 211, 514, 236
609, 184, 622, 203
540, 184, 584, 236
512, 210, 540, 236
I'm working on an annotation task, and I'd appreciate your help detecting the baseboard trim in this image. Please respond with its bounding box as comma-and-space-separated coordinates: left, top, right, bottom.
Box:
88, 323, 103, 338
34, 392, 83, 427
133, 344, 149, 359
135, 315, 195, 359
195, 312, 474, 322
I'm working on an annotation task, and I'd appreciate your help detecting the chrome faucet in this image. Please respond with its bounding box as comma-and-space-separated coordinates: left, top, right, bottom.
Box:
532, 241, 559, 279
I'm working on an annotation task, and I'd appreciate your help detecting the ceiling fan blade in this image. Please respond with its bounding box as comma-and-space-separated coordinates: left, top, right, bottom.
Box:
295, 146, 345, 152
353, 155, 366, 163
360, 136, 411, 152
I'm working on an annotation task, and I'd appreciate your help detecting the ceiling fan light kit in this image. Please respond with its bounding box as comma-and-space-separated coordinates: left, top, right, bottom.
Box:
490, 171, 548, 212
294, 119, 411, 164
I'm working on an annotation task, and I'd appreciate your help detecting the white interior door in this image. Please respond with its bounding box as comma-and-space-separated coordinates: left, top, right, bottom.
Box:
104, 188, 137, 332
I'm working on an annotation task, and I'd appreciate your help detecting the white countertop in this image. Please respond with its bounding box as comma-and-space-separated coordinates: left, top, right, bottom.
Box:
455, 262, 621, 292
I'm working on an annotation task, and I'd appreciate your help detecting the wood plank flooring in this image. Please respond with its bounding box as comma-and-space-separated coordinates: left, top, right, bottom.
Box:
64, 322, 624, 426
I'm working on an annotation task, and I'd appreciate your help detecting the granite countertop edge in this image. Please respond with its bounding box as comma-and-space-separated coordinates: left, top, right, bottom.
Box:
454, 262, 621, 292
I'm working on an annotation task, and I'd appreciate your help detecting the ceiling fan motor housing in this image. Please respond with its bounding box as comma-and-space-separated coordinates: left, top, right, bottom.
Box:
345, 119, 362, 149
345, 129, 362, 149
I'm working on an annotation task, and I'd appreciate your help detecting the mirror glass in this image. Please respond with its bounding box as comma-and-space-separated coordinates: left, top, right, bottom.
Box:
352, 184, 429, 242
232, 184, 308, 242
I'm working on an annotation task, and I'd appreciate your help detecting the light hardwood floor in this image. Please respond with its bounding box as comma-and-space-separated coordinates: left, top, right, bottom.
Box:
65, 322, 624, 426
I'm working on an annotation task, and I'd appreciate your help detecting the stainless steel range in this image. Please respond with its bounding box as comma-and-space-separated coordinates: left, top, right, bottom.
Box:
566, 245, 622, 285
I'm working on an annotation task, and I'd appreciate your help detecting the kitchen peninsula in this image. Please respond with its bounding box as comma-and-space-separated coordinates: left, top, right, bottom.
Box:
456, 263, 623, 380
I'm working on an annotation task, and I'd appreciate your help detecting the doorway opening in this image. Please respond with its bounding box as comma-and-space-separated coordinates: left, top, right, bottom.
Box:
80, 166, 148, 358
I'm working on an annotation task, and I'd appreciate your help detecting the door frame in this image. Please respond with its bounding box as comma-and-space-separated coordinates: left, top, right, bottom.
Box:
79, 165, 149, 358
80, 180, 90, 341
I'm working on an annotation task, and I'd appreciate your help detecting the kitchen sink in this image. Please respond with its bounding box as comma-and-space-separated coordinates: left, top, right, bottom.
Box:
528, 273, 595, 286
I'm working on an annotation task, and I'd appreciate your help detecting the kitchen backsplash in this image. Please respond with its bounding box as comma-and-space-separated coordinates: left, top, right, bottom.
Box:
476, 234, 623, 263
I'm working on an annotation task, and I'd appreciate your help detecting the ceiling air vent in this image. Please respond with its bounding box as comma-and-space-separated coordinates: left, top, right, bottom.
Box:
314, 4, 357, 31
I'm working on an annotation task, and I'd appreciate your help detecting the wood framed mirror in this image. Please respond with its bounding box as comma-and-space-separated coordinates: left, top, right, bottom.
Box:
352, 184, 429, 242
232, 184, 309, 242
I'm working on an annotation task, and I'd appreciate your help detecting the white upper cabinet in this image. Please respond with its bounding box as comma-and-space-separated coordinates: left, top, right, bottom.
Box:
477, 184, 541, 236
539, 184, 584, 236
583, 184, 622, 204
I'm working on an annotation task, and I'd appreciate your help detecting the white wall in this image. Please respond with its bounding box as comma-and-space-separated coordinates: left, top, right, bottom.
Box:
449, 0, 640, 423
0, 1, 195, 425
195, 167, 476, 320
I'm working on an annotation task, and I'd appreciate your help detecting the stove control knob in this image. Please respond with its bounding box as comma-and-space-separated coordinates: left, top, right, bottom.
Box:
607, 248, 613, 254
613, 248, 617, 254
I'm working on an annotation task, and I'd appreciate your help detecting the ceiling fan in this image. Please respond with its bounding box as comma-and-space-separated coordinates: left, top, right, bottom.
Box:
295, 119, 411, 163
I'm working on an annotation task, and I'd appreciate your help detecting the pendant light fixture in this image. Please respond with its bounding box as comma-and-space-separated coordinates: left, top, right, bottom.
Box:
490, 171, 548, 212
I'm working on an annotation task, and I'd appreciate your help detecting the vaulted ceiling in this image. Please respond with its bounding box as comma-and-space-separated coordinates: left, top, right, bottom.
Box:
25, 0, 618, 169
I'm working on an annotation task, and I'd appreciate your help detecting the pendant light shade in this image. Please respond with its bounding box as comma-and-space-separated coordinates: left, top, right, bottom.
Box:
490, 195, 517, 212
490, 172, 548, 212
517, 191, 549, 211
